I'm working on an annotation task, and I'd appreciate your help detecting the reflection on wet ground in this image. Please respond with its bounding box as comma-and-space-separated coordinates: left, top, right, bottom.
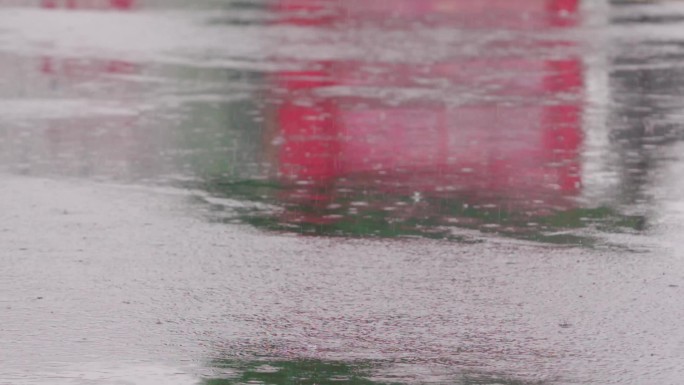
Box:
202, 359, 539, 385
4, 0, 684, 384
0, 0, 657, 245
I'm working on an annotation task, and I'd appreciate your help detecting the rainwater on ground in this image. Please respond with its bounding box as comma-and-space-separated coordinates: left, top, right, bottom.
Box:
2, 0, 684, 384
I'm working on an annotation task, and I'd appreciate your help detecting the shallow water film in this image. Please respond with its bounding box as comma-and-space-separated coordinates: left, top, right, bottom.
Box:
2, 0, 684, 384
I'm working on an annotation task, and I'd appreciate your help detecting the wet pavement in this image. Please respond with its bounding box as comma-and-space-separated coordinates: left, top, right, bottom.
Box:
2, 0, 684, 384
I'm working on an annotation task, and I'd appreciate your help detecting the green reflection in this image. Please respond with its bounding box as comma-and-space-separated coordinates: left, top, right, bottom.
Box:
202, 359, 545, 385
204, 359, 380, 385
192, 178, 645, 246
171, 98, 263, 179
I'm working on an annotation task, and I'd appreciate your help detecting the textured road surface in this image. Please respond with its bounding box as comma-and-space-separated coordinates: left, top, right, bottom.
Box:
3, 1, 684, 384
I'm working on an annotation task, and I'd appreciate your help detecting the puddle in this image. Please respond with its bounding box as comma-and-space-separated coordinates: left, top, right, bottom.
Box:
0, 0, 667, 245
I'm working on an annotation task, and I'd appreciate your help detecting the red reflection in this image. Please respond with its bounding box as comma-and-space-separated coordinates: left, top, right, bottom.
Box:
269, 0, 583, 225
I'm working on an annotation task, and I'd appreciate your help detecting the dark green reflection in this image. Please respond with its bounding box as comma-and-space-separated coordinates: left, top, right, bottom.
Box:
204, 359, 381, 385
192, 177, 645, 246
202, 359, 545, 385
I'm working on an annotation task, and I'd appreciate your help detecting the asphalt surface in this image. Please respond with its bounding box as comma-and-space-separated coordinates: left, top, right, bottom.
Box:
2, 1, 684, 384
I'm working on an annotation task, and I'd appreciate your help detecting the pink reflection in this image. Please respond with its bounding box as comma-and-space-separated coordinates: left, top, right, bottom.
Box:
31, 0, 156, 179
269, 0, 583, 225
37, 55, 153, 179
41, 57, 138, 79
41, 0, 134, 9
276, 0, 578, 28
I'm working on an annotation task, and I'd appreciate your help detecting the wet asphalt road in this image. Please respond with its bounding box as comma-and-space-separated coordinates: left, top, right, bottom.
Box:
2, 1, 684, 384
